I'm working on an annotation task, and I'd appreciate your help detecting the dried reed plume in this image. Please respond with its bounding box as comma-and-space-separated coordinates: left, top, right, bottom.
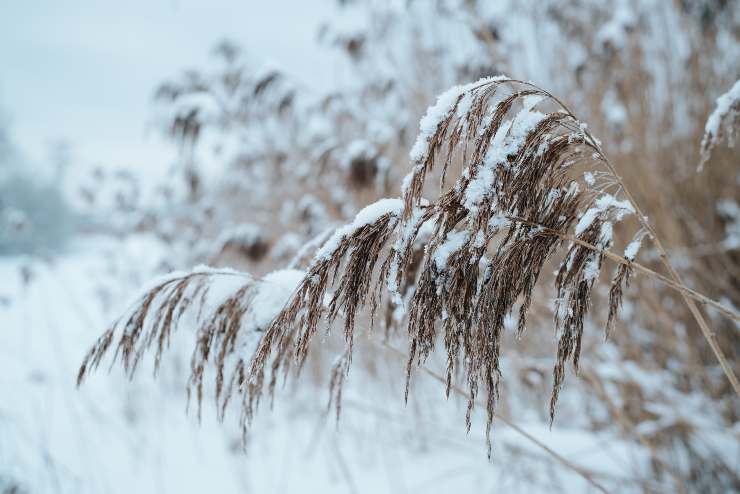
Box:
79, 77, 739, 457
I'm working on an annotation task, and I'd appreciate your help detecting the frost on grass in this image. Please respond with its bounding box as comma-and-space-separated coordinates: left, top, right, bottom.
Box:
699, 78, 740, 171
80, 78, 641, 458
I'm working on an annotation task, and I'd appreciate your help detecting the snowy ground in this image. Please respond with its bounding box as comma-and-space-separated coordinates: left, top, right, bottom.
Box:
1, 233, 663, 493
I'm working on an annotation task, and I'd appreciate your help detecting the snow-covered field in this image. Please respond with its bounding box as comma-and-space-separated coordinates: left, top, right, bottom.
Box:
0, 234, 684, 493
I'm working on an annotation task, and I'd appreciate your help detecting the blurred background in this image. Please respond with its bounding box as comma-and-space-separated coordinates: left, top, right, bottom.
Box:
1, 1, 738, 492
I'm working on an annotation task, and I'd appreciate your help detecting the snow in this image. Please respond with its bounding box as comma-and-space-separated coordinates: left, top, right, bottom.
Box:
409, 87, 464, 162
251, 268, 305, 329
623, 231, 647, 261
575, 210, 600, 237
463, 107, 547, 211
699, 78, 740, 171
0, 234, 672, 494
0, 236, 254, 494
432, 230, 470, 270
599, 221, 614, 247
595, 0, 636, 51
575, 194, 635, 236
583, 256, 600, 281
409, 75, 510, 162
488, 214, 510, 230
400, 164, 422, 195
717, 199, 740, 250
3, 2, 736, 491
703, 78, 740, 143
342, 139, 376, 168
215, 223, 264, 249
313, 198, 403, 261
521, 93, 544, 112
386, 202, 430, 304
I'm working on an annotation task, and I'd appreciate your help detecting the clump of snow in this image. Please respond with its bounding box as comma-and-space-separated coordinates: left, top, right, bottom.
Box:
313, 198, 403, 262
703, 79, 740, 144
251, 269, 305, 329
433, 230, 470, 270
409, 75, 510, 162
623, 231, 647, 261
575, 194, 635, 236
599, 221, 614, 247
463, 107, 547, 211
521, 94, 544, 112
699, 79, 740, 171
583, 257, 601, 281
473, 230, 486, 248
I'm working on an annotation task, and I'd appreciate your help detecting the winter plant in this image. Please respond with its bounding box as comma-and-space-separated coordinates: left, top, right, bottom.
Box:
78, 77, 740, 466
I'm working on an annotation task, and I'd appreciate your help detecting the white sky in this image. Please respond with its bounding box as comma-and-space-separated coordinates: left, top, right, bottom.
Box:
0, 1, 338, 176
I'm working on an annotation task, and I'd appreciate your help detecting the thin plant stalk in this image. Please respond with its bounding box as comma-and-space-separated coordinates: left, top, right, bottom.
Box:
595, 155, 740, 396
508, 216, 740, 323
380, 343, 611, 494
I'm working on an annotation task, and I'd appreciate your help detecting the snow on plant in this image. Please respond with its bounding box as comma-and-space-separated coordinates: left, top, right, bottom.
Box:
699, 78, 740, 171
78, 77, 739, 459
